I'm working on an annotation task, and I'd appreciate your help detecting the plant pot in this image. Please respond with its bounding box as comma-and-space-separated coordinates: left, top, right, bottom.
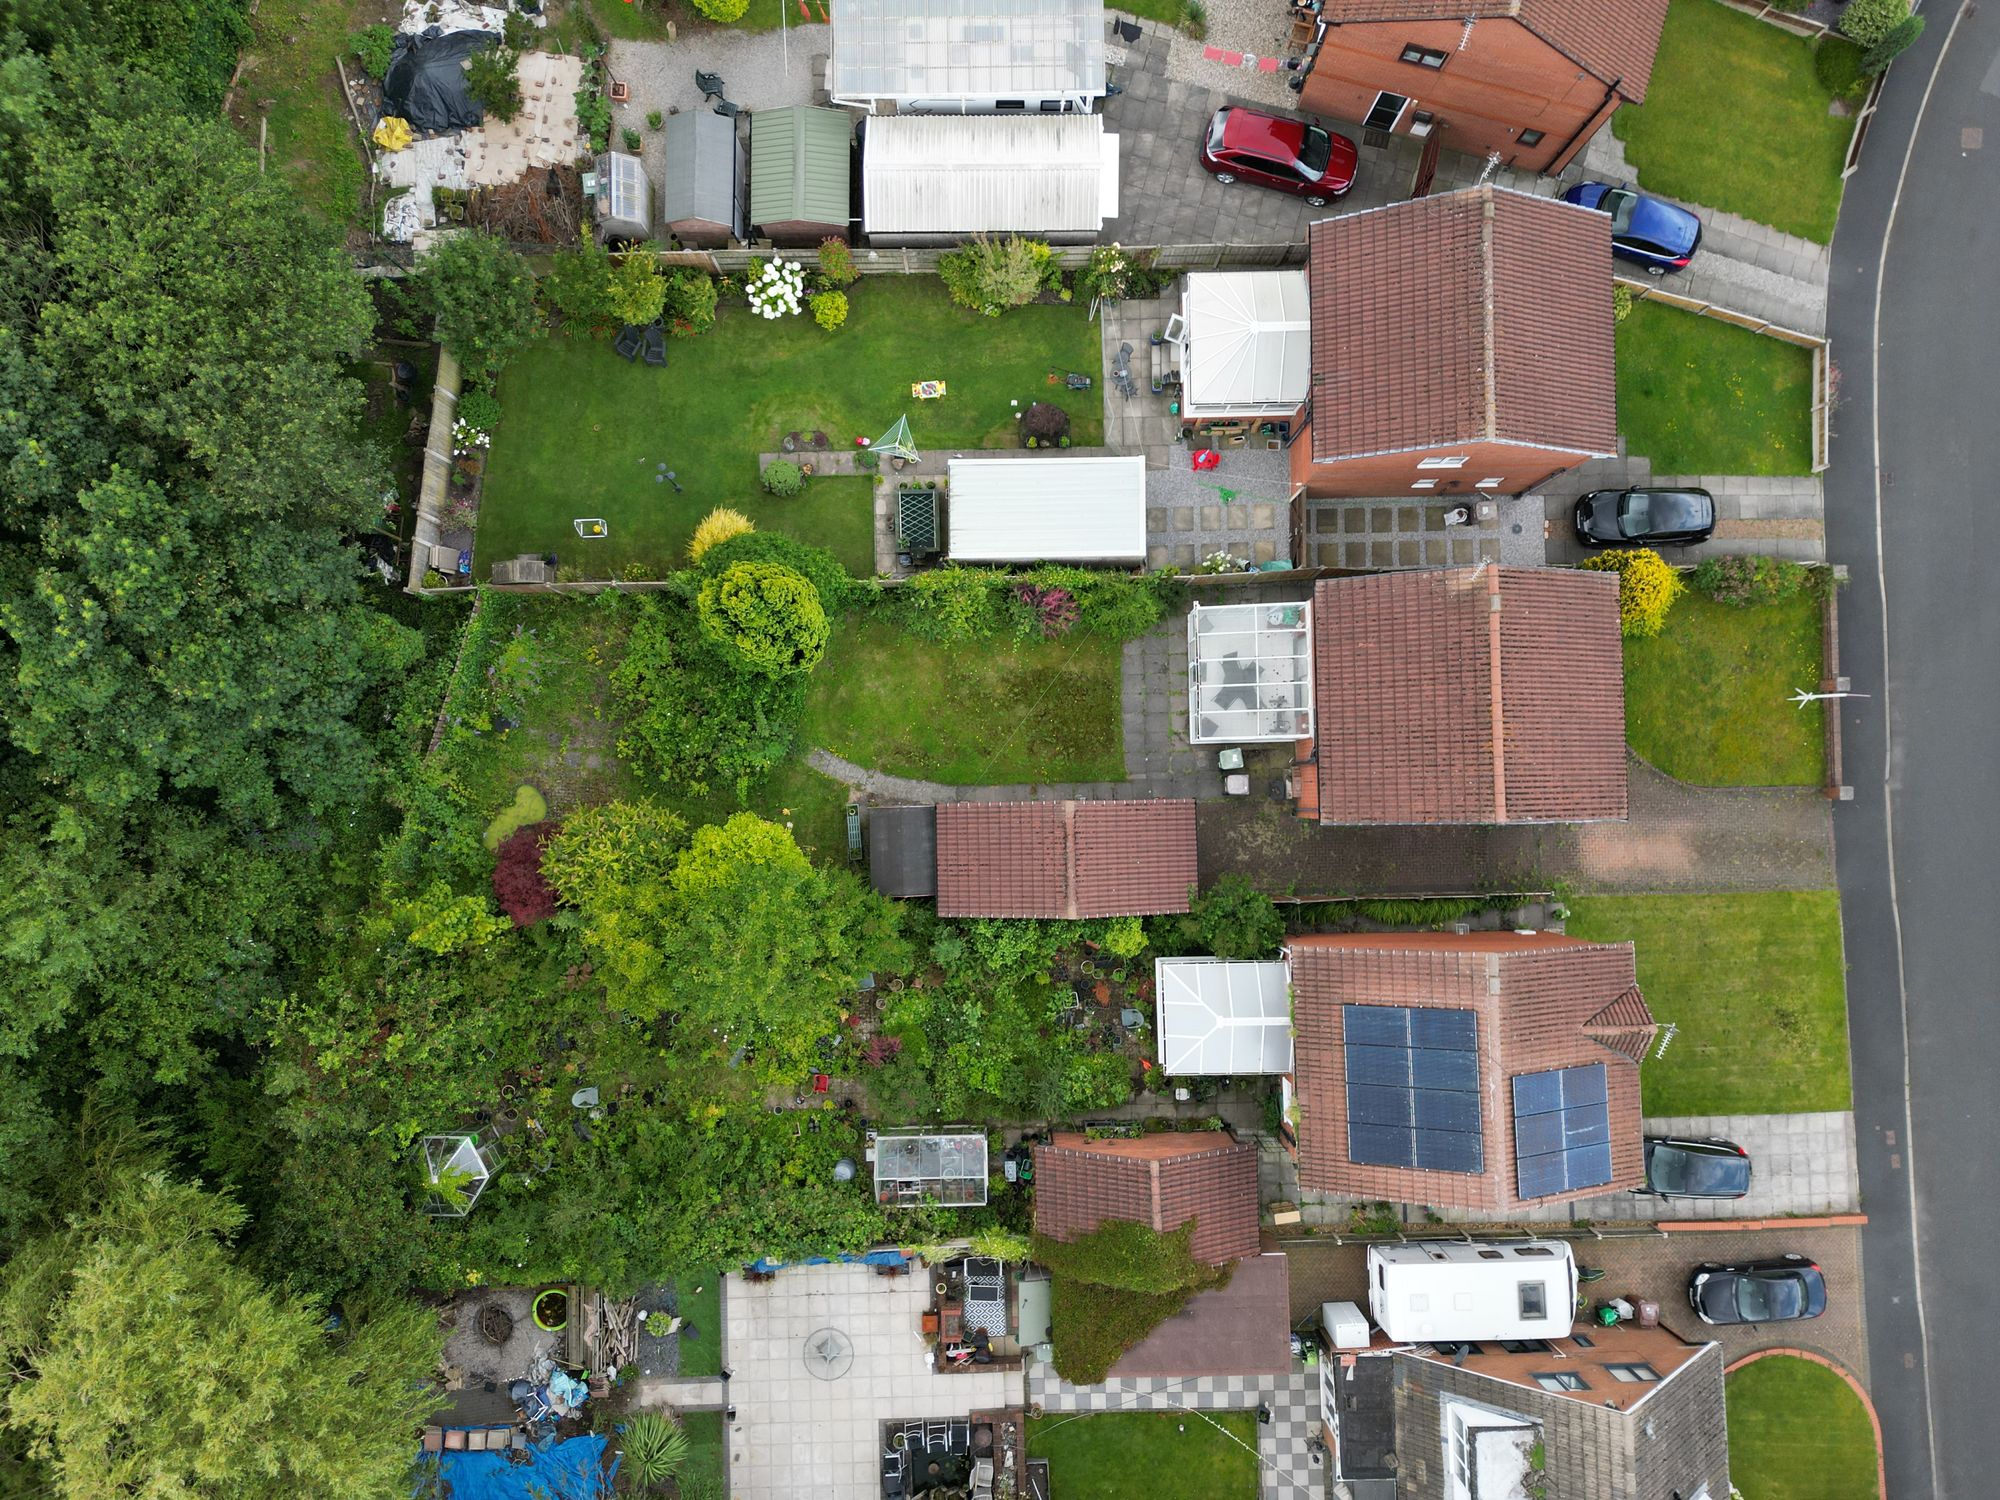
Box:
532, 1288, 569, 1333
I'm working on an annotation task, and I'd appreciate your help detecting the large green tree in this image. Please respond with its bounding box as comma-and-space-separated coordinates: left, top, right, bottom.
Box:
0, 1169, 440, 1500
0, 62, 420, 825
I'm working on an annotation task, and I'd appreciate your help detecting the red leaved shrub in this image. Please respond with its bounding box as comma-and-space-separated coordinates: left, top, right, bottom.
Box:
493, 823, 559, 927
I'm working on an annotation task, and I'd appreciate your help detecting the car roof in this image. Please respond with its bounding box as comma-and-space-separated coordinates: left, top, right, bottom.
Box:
1626, 193, 1701, 248
1221, 106, 1304, 158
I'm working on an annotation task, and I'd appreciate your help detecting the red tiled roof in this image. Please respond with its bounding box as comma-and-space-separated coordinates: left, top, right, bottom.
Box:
1111, 1253, 1293, 1377
1033, 1131, 1261, 1264
934, 800, 1196, 918
1285, 931, 1656, 1212
1306, 187, 1618, 464
1319, 0, 1668, 101
1308, 567, 1626, 825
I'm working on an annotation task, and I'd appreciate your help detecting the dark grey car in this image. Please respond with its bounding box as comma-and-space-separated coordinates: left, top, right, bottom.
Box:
1573, 486, 1716, 547
1639, 1136, 1753, 1199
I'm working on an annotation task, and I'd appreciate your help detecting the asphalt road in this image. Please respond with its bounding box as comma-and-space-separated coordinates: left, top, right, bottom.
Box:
1823, 5, 1998, 1495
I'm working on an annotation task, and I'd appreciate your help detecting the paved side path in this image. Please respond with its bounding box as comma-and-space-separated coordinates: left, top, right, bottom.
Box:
1197, 753, 1834, 897
1026, 1362, 1321, 1500
632, 1375, 727, 1411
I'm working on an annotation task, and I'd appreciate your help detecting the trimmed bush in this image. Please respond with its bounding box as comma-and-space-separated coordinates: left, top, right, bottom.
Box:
1022, 401, 1071, 444
696, 562, 830, 676
482, 784, 548, 850
817, 237, 858, 287
938, 235, 1055, 316
1838, 0, 1910, 47
606, 253, 667, 326
810, 290, 849, 332
662, 269, 719, 338
688, 0, 751, 19
349, 23, 395, 79
1813, 36, 1870, 101
761, 460, 805, 497
1581, 548, 1684, 638
1863, 15, 1925, 75
689, 507, 755, 562
697, 531, 858, 612
1613, 285, 1635, 324
457, 387, 502, 432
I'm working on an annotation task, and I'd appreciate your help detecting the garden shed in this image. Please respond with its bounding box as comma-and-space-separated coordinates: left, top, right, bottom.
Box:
861, 115, 1118, 245
749, 107, 852, 246
945, 455, 1145, 564
829, 0, 1106, 114
661, 109, 745, 248
1155, 958, 1295, 1075
591, 150, 653, 243
1167, 271, 1312, 422
867, 804, 938, 899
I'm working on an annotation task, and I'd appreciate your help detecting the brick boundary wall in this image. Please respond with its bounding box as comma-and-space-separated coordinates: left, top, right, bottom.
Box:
1723, 1345, 1887, 1500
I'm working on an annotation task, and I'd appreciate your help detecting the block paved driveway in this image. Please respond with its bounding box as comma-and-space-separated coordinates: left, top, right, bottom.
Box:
1279, 1222, 1870, 1385
724, 1265, 1016, 1500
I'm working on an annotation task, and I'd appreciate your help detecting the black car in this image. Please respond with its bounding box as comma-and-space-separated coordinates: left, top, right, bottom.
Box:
1574, 486, 1716, 547
1688, 1256, 1827, 1325
1640, 1137, 1752, 1199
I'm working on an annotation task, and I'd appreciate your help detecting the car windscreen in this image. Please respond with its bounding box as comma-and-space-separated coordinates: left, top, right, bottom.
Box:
1738, 1273, 1802, 1321
1621, 491, 1705, 536
1607, 190, 1637, 235
1298, 126, 1332, 177
1207, 111, 1230, 154
1681, 1152, 1747, 1194
1651, 1145, 1692, 1192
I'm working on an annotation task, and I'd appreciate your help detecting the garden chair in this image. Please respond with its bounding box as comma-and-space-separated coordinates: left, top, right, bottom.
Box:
641, 323, 667, 367
696, 69, 726, 100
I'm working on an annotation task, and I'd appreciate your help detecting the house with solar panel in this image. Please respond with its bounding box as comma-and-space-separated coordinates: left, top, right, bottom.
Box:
1282, 931, 1657, 1214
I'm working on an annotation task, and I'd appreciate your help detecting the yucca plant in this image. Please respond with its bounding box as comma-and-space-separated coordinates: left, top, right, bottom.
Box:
622, 1411, 690, 1487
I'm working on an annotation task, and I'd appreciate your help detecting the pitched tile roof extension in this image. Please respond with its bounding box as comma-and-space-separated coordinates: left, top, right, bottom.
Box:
1032, 1131, 1262, 1265
934, 799, 1197, 918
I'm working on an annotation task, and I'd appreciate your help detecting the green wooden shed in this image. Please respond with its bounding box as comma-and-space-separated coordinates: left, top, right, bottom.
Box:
749, 106, 853, 247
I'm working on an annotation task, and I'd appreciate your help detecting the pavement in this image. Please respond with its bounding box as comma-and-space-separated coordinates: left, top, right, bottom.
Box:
1278, 1222, 1870, 1385
1817, 6, 1994, 1494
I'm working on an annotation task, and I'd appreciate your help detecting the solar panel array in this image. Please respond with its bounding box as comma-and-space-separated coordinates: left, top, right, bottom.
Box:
1511, 1064, 1613, 1199
1342, 1005, 1483, 1173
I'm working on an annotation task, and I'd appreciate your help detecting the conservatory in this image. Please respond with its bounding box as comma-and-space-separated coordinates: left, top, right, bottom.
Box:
1187, 599, 1314, 743
1154, 958, 1294, 1075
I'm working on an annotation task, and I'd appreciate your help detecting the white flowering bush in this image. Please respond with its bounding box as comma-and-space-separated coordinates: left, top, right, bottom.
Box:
746, 257, 807, 319
452, 418, 492, 457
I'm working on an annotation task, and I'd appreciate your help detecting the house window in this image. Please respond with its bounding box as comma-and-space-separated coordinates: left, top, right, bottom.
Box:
1475, 478, 1503, 489
1418, 455, 1468, 469
1518, 129, 1546, 147
1411, 479, 1437, 490
1399, 43, 1447, 68
1533, 1371, 1588, 1392
1498, 1340, 1551, 1354
1607, 1362, 1661, 1383
1518, 1282, 1547, 1319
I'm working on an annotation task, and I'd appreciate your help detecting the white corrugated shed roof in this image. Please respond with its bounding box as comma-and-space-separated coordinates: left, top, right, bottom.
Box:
1155, 958, 1294, 1075
1180, 271, 1311, 418
947, 456, 1147, 563
863, 115, 1116, 236
830, 0, 1105, 104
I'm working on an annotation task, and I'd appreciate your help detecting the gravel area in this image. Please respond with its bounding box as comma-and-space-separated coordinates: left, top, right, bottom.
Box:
634, 1281, 684, 1379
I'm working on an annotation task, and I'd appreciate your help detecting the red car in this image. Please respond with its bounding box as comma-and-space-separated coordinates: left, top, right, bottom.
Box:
1200, 106, 1357, 206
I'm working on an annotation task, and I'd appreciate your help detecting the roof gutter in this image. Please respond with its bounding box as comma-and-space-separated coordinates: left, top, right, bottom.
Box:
1544, 75, 1623, 176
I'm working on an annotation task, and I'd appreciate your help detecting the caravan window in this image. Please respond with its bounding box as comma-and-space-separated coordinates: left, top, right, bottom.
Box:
1518, 1282, 1547, 1320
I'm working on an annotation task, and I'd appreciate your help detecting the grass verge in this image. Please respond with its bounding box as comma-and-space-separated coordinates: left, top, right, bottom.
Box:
1609, 0, 1853, 243
802, 615, 1125, 785
478, 278, 1104, 577
1726, 1356, 1879, 1500
1565, 892, 1850, 1115
1626, 587, 1824, 785
1616, 300, 1815, 475
671, 1271, 724, 1378
1026, 1411, 1260, 1500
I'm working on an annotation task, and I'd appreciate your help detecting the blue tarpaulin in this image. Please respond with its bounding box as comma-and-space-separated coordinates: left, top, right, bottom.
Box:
415, 1434, 618, 1500
745, 1248, 909, 1274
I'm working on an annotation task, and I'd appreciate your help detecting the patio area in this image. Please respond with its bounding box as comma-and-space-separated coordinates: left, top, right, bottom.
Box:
725, 1263, 1017, 1500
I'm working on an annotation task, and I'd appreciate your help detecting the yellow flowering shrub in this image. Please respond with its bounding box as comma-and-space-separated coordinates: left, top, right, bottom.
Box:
1581, 547, 1684, 638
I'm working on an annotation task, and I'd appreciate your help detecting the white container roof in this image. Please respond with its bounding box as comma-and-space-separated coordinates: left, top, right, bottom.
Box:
1188, 599, 1314, 744
947, 455, 1147, 563
1179, 271, 1311, 418
863, 115, 1116, 236
830, 0, 1106, 105
1155, 958, 1294, 1075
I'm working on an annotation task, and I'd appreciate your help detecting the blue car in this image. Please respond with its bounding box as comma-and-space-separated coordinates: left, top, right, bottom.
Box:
1562, 181, 1702, 274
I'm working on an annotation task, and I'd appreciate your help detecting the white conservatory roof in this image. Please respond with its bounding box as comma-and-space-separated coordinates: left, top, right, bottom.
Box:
864, 115, 1117, 237
1155, 958, 1294, 1075
831, 0, 1106, 104
1178, 271, 1311, 418
1188, 599, 1314, 744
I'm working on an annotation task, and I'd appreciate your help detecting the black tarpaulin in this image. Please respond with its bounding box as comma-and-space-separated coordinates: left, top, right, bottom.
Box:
382, 27, 498, 134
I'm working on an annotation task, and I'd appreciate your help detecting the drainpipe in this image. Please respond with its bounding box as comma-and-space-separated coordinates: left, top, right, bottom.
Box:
1544, 75, 1622, 176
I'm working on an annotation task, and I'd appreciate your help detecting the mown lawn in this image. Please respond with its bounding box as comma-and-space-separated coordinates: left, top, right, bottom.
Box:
1565, 893, 1850, 1115
590, 0, 809, 36
676, 1410, 727, 1495
478, 278, 1103, 578
1727, 1357, 1879, 1500
1610, 0, 1854, 243
669, 1271, 724, 1378
1027, 1412, 1260, 1500
1626, 587, 1824, 786
1617, 301, 1815, 475
803, 615, 1125, 785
